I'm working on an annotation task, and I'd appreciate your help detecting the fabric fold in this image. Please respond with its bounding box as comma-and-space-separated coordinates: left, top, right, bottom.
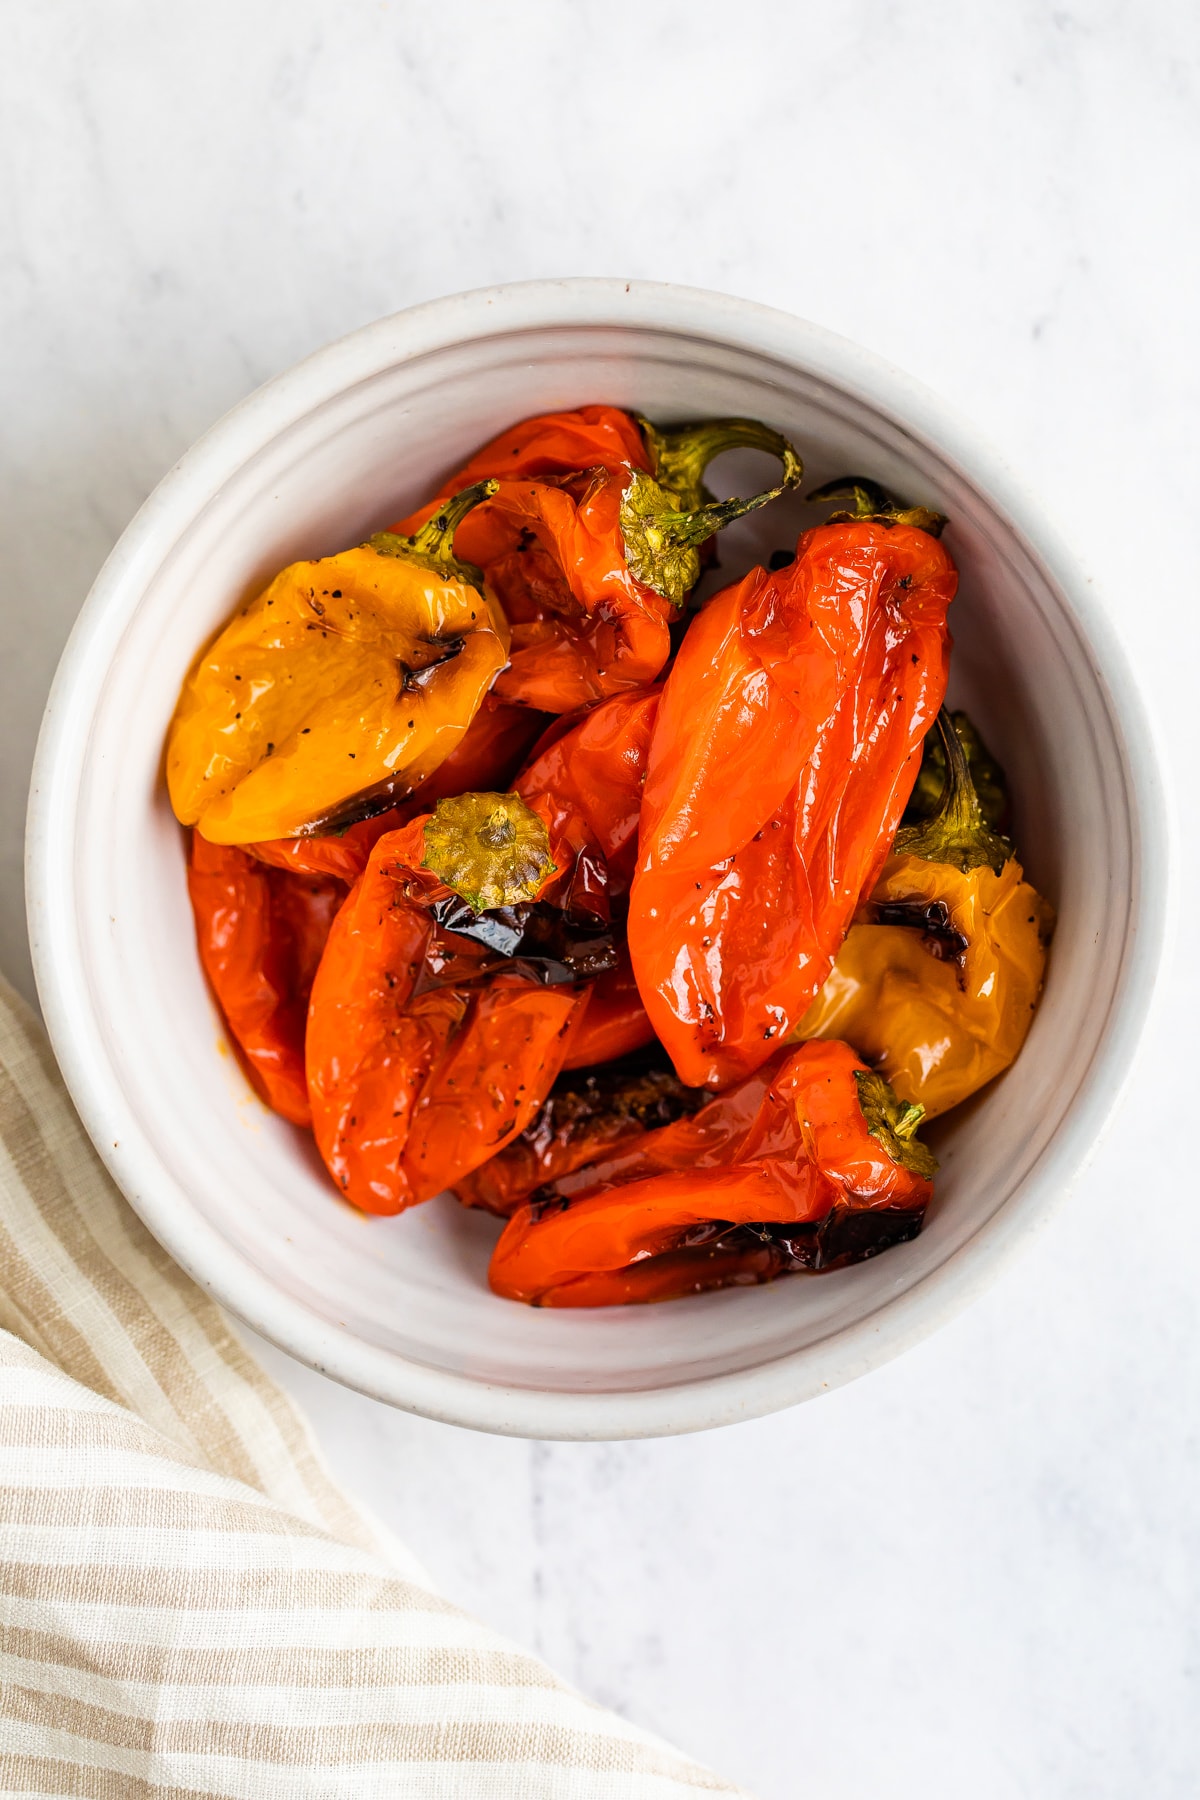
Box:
0, 975, 747, 1798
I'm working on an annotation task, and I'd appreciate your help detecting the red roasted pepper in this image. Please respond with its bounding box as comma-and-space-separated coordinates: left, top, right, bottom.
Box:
487, 1040, 936, 1305
455, 1057, 707, 1218
394, 410, 801, 712
305, 792, 611, 1214
628, 504, 956, 1089
513, 685, 662, 1065
187, 833, 345, 1126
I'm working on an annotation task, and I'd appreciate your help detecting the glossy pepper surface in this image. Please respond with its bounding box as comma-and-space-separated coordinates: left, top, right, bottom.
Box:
799, 710, 1053, 1117
305, 792, 611, 1214
628, 507, 956, 1089
187, 833, 344, 1126
455, 1057, 707, 1218
513, 685, 662, 1065
167, 483, 509, 844
487, 1040, 936, 1306
244, 697, 550, 884
395, 413, 802, 712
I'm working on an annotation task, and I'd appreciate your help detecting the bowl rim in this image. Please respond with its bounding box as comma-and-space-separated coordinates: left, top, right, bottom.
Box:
25, 277, 1172, 1439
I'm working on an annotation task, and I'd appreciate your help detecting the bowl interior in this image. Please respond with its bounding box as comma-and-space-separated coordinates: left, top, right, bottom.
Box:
37, 307, 1140, 1432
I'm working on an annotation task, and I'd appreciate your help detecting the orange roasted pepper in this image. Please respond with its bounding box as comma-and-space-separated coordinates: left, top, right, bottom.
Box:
167, 483, 509, 844
245, 696, 551, 884
487, 1040, 936, 1306
394, 411, 802, 712
628, 489, 956, 1090
799, 709, 1053, 1116
186, 833, 344, 1127
305, 792, 611, 1214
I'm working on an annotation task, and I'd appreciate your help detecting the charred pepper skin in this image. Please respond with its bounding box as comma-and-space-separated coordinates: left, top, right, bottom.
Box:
799, 710, 1053, 1117
393, 410, 802, 713
167, 483, 509, 845
304, 793, 606, 1216
628, 517, 956, 1090
487, 1040, 935, 1307
186, 833, 345, 1127
454, 1059, 709, 1219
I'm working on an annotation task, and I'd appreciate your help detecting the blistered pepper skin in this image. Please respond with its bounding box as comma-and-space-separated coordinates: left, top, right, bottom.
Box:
628, 521, 956, 1090
454, 1063, 707, 1219
187, 833, 344, 1126
305, 804, 590, 1215
799, 851, 1051, 1117
395, 413, 800, 713
426, 405, 651, 487
514, 687, 659, 898
488, 1041, 935, 1306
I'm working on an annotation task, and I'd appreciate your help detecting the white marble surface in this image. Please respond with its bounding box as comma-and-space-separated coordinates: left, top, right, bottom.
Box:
2, 4, 1197, 1794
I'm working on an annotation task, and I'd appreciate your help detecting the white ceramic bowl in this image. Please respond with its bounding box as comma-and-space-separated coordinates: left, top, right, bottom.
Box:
27, 280, 1168, 1438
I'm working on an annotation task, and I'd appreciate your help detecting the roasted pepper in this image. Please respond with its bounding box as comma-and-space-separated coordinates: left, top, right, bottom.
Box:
628, 493, 956, 1090
487, 1040, 936, 1306
798, 709, 1053, 1117
186, 833, 345, 1126
395, 414, 802, 712
167, 483, 510, 844
513, 685, 661, 1064
305, 791, 613, 1214
244, 696, 551, 884
455, 1055, 708, 1218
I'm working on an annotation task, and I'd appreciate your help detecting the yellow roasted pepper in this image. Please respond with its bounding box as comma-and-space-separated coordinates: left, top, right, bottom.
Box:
798, 709, 1053, 1118
167, 481, 510, 844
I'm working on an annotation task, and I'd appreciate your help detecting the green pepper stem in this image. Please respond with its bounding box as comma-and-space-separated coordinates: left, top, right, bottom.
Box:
853, 1069, 938, 1178
368, 478, 499, 588
806, 473, 947, 538
893, 1101, 926, 1140
421, 790, 556, 914
893, 709, 1012, 875
619, 466, 792, 607
655, 482, 786, 550
637, 415, 803, 510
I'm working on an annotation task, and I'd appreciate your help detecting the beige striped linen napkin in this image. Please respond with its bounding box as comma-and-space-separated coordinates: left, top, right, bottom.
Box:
0, 973, 749, 1799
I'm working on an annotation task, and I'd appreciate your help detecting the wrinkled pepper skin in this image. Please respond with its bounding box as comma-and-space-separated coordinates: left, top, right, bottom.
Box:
167, 485, 509, 844
798, 855, 1050, 1116
187, 833, 345, 1126
395, 413, 800, 713
245, 698, 551, 884
799, 710, 1052, 1116
423, 405, 651, 488
455, 1060, 708, 1218
514, 686, 661, 1066
514, 687, 659, 899
305, 797, 600, 1214
628, 520, 956, 1089
487, 1040, 935, 1306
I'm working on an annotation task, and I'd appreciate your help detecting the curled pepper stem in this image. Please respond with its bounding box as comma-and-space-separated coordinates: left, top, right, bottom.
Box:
637, 415, 804, 510
893, 709, 1012, 876
806, 473, 947, 538
368, 478, 499, 589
